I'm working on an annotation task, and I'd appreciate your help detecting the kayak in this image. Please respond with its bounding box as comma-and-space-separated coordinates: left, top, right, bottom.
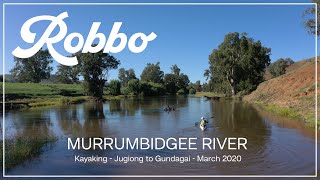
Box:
200, 124, 207, 131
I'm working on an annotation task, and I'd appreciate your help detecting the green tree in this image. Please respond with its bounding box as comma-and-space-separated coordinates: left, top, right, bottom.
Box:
127, 79, 141, 95
79, 51, 120, 99
140, 62, 164, 83
164, 65, 190, 94
303, 0, 320, 36
268, 58, 294, 78
140, 81, 165, 96
56, 64, 80, 84
195, 80, 202, 92
10, 49, 53, 83
208, 32, 271, 96
170, 64, 180, 75
118, 68, 137, 87
107, 80, 121, 96
164, 74, 177, 94
177, 73, 190, 92
189, 88, 196, 94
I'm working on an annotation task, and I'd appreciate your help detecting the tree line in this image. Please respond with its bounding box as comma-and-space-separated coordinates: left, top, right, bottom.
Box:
9, 49, 201, 99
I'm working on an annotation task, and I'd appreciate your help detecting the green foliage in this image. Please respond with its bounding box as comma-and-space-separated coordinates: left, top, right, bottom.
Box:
140, 62, 164, 83
3, 82, 84, 100
127, 79, 141, 95
140, 81, 165, 96
207, 32, 271, 96
164, 64, 190, 94
55, 64, 80, 84
118, 68, 137, 87
268, 58, 294, 78
303, 0, 320, 36
202, 82, 211, 92
176, 88, 186, 95
107, 80, 121, 96
195, 80, 202, 92
170, 64, 180, 75
2, 134, 57, 168
189, 88, 196, 94
164, 74, 177, 94
10, 49, 53, 83
78, 50, 120, 98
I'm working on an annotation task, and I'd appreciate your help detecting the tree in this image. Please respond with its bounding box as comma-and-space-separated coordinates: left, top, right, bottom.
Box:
79, 50, 120, 99
118, 68, 137, 87
140, 81, 165, 96
56, 64, 80, 84
303, 0, 320, 36
268, 58, 294, 78
10, 49, 53, 83
140, 62, 164, 83
127, 79, 141, 95
164, 64, 190, 94
107, 80, 121, 96
170, 64, 180, 76
208, 32, 271, 96
177, 73, 190, 91
189, 88, 196, 94
164, 74, 177, 94
195, 80, 202, 92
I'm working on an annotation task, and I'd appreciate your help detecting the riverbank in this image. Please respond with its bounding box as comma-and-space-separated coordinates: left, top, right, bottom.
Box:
243, 58, 318, 128
0, 82, 133, 109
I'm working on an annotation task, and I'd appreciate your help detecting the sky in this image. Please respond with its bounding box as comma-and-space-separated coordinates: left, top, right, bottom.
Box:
0, 0, 317, 83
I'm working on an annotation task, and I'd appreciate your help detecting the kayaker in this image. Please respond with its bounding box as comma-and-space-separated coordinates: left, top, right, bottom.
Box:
200, 117, 207, 126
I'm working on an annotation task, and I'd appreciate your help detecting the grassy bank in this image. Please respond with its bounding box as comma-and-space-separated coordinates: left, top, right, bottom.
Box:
243, 58, 318, 129
254, 101, 316, 128
1, 82, 131, 109
0, 135, 57, 169
2, 82, 84, 100
194, 92, 225, 98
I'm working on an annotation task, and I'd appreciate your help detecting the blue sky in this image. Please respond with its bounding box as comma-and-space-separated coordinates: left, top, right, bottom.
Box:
1, 1, 316, 82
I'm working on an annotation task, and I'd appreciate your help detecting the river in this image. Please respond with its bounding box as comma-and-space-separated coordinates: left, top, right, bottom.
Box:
2, 96, 318, 175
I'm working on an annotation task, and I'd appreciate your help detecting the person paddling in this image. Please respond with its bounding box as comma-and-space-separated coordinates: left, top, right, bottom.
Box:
200, 117, 207, 127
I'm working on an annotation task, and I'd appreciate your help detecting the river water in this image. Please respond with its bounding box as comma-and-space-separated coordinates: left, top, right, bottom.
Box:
2, 96, 318, 175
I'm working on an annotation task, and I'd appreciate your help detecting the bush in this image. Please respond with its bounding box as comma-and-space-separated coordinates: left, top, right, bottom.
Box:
127, 79, 141, 95
268, 58, 294, 78
140, 81, 165, 96
107, 80, 121, 96
177, 88, 186, 95
189, 88, 196, 94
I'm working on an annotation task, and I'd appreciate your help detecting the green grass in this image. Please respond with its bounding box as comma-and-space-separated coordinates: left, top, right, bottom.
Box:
194, 92, 225, 97
0, 134, 57, 169
255, 101, 317, 128
1, 82, 84, 99
1, 82, 133, 108
264, 104, 301, 119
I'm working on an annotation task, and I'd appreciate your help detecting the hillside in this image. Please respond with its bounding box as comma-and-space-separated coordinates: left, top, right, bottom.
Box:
244, 57, 319, 126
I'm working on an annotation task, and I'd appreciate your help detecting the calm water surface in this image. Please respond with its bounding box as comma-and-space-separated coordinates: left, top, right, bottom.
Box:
2, 96, 318, 175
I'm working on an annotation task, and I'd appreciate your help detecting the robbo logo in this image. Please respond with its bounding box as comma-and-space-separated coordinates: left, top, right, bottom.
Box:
12, 12, 157, 66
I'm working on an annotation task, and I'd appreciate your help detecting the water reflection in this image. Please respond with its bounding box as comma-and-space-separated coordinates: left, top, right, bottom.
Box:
4, 97, 317, 175
7, 109, 53, 139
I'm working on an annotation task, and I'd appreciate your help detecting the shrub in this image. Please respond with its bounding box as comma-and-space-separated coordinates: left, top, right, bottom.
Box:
107, 80, 121, 96
127, 79, 141, 95
189, 88, 196, 94
177, 88, 186, 95
268, 58, 294, 78
140, 81, 165, 96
